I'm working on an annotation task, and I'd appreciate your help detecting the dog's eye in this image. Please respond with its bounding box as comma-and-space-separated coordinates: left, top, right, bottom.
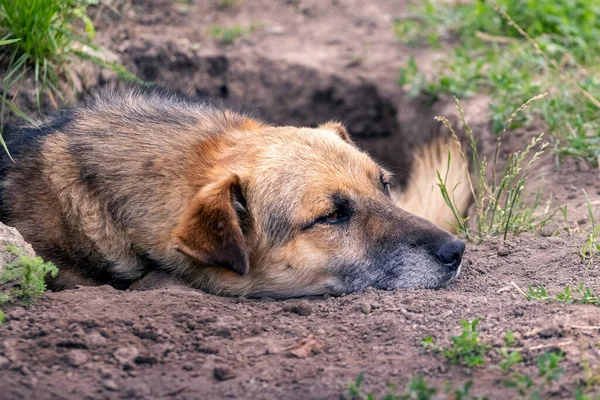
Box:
381, 174, 391, 196
315, 203, 352, 226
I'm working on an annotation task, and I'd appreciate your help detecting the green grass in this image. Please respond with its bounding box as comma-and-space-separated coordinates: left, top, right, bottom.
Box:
422, 318, 489, 369
216, 0, 238, 8
0, 0, 138, 112
395, 0, 600, 167
436, 97, 553, 242
348, 320, 581, 399
514, 282, 599, 305
578, 190, 600, 265
0, 245, 58, 307
503, 351, 565, 399
348, 373, 437, 400
208, 24, 256, 44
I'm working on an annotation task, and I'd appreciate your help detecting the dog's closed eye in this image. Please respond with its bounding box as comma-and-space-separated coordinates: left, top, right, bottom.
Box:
304, 195, 353, 229
380, 172, 391, 196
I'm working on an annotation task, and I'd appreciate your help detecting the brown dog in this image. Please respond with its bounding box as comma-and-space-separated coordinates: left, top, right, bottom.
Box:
0, 88, 470, 298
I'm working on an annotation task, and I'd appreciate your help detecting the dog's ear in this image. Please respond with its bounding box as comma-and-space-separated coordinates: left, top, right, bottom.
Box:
319, 121, 352, 143
171, 175, 250, 276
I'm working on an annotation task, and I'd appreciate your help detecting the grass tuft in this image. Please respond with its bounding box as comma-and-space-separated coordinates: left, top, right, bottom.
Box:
578, 190, 600, 266
1, 245, 58, 307
0, 0, 139, 112
422, 318, 489, 369
436, 97, 553, 242
395, 0, 600, 167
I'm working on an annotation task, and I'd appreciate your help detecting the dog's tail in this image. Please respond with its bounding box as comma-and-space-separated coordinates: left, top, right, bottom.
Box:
392, 139, 472, 233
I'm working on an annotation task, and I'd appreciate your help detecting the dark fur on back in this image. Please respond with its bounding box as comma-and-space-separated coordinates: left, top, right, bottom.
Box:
0, 88, 256, 289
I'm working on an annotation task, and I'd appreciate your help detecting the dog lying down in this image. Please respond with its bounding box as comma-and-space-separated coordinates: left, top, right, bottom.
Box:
0, 88, 471, 298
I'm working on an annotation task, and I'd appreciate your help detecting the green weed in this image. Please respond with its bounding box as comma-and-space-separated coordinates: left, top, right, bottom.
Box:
395, 0, 600, 166
526, 286, 549, 301
515, 282, 599, 305
1, 245, 58, 305
208, 24, 256, 44
422, 318, 489, 369
504, 351, 564, 399
216, 0, 238, 7
578, 190, 600, 266
498, 331, 522, 373
436, 97, 553, 242
347, 373, 437, 400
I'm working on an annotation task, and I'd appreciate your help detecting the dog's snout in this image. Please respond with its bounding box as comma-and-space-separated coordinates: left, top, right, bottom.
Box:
434, 239, 465, 270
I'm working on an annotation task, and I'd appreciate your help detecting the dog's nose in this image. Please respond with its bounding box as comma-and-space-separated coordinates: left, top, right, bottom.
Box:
434, 239, 465, 270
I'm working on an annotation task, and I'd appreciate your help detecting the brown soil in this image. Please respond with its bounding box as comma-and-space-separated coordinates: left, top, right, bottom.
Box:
1, 1, 599, 399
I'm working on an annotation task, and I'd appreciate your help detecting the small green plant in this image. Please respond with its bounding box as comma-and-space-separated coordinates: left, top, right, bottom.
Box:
216, 0, 238, 7
555, 285, 573, 303
422, 318, 489, 369
347, 373, 437, 400
579, 190, 600, 266
498, 331, 522, 373
436, 97, 553, 242
208, 24, 256, 44
504, 351, 564, 399
526, 285, 549, 301
1, 245, 58, 305
577, 283, 599, 305
515, 282, 598, 306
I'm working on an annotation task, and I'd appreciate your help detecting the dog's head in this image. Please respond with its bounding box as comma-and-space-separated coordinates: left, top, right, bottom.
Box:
171, 121, 465, 298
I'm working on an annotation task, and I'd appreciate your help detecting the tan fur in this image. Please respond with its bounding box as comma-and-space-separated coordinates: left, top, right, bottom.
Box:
0, 89, 468, 298
392, 140, 471, 233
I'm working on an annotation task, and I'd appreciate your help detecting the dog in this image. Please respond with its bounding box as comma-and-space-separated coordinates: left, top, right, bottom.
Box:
0, 88, 471, 298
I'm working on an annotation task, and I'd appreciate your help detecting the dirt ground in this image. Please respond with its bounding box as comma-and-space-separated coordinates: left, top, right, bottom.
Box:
1, 0, 600, 399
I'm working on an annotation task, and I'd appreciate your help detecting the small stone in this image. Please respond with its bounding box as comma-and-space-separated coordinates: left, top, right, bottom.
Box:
0, 355, 9, 369
538, 323, 563, 339
214, 326, 232, 338
98, 366, 113, 379
103, 379, 120, 391
497, 246, 510, 256
85, 332, 107, 347
359, 302, 372, 315
123, 383, 151, 398
64, 350, 89, 367
213, 366, 236, 381
250, 324, 264, 335
182, 364, 194, 371
113, 347, 139, 365
133, 355, 157, 365
295, 301, 312, 316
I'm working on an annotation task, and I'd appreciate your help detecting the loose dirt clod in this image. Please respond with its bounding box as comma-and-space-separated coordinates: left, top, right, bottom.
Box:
102, 379, 120, 391
64, 350, 89, 367
213, 367, 236, 381
359, 302, 372, 314
285, 334, 322, 358
295, 301, 313, 316
114, 347, 139, 365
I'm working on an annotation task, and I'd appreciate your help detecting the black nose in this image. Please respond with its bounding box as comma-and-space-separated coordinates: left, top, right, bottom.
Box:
435, 239, 465, 270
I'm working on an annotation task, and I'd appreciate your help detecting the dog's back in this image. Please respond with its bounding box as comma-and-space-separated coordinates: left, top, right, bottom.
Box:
0, 90, 259, 289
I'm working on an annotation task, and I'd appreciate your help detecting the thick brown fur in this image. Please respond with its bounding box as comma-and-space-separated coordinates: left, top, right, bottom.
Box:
0, 88, 470, 298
